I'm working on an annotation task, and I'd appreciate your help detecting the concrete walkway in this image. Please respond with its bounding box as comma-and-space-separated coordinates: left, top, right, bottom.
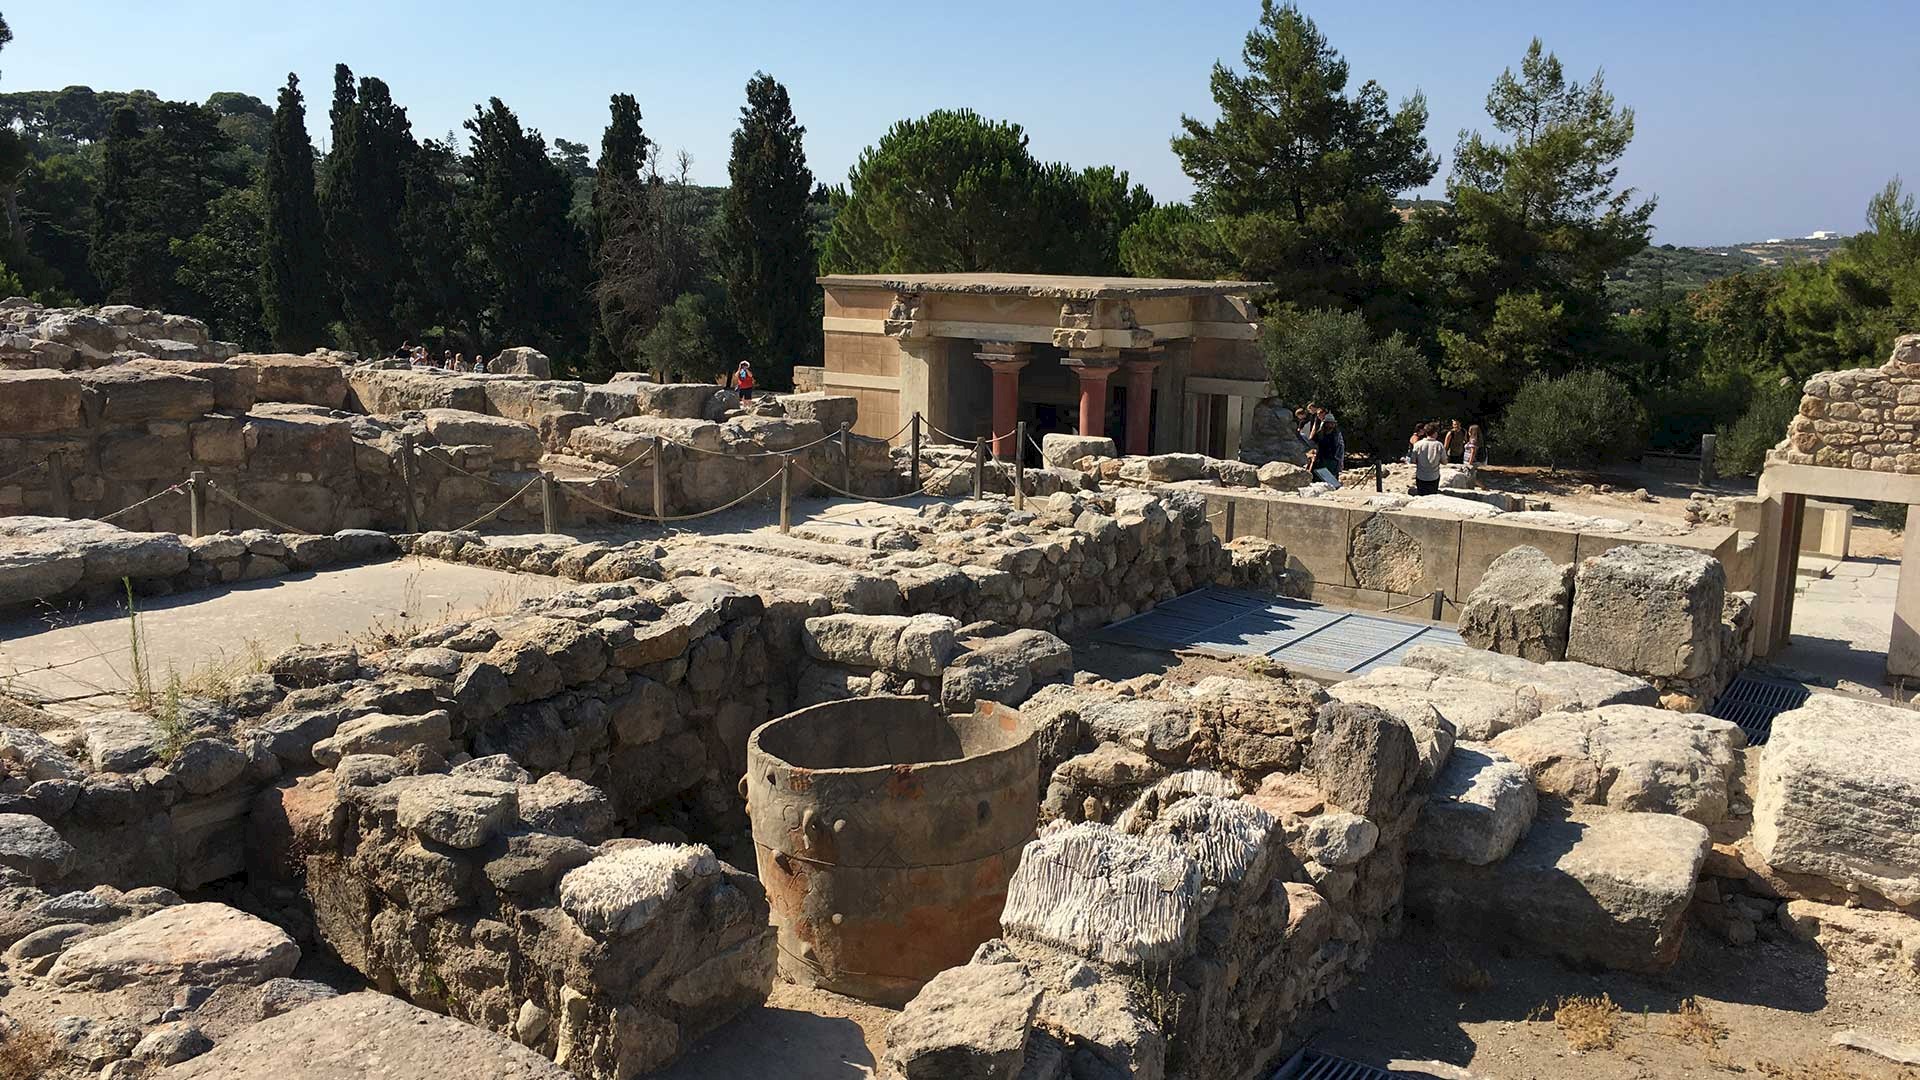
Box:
0, 557, 565, 713
1775, 554, 1902, 695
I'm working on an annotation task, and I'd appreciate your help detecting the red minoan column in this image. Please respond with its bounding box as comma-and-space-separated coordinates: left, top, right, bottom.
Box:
1063, 351, 1119, 438
1122, 354, 1162, 456
974, 342, 1031, 460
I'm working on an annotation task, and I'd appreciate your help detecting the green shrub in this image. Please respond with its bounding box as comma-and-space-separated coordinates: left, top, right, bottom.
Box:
1498, 370, 1648, 470
1868, 501, 1907, 532
1714, 381, 1801, 477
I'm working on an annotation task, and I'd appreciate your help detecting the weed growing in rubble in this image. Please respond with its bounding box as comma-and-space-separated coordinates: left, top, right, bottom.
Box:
1552, 993, 1623, 1051
151, 670, 191, 760
0, 1019, 55, 1080
124, 578, 154, 710
1665, 996, 1727, 1046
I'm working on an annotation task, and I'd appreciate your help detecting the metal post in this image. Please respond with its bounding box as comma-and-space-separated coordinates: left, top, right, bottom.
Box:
397, 433, 420, 533
909, 413, 922, 491
1374, 462, 1383, 493
1013, 421, 1027, 511
1223, 499, 1236, 541
651, 437, 665, 523
778, 456, 792, 534
1431, 589, 1445, 622
839, 422, 852, 496
46, 452, 69, 517
972, 437, 986, 499
540, 473, 559, 532
188, 470, 207, 537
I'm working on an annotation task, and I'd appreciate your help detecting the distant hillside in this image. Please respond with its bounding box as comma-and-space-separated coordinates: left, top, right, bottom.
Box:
1607, 234, 1848, 311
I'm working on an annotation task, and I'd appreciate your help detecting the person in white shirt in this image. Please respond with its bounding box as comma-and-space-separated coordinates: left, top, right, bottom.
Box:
1410, 422, 1447, 495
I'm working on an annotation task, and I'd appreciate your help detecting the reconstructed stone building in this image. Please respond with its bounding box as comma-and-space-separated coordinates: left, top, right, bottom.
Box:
816, 273, 1268, 458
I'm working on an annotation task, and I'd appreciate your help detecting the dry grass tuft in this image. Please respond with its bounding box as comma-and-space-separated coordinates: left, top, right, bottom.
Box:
0, 1020, 56, 1080
1554, 993, 1623, 1052
1665, 996, 1728, 1047
1443, 946, 1492, 993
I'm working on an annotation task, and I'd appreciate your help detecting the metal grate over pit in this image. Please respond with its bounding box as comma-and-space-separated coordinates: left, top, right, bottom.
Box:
1102, 587, 1463, 677
1708, 673, 1812, 746
1270, 1048, 1396, 1079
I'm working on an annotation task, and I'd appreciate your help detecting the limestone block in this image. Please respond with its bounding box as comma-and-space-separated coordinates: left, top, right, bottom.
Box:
1305, 701, 1422, 826
76, 367, 217, 424
0, 369, 84, 433
938, 628, 1073, 711
1041, 433, 1117, 470
124, 357, 258, 411
1459, 545, 1573, 662
557, 842, 722, 936
1327, 665, 1541, 742
1412, 743, 1536, 865
164, 991, 574, 1079
49, 902, 299, 990
1401, 643, 1659, 713
489, 346, 551, 378
1490, 704, 1744, 824
311, 710, 452, 767
1752, 696, 1920, 907
238, 352, 350, 408
802, 612, 960, 676
394, 775, 519, 849
1116, 453, 1208, 482
1257, 461, 1311, 491
422, 408, 543, 465
86, 710, 165, 773
882, 961, 1041, 1080
0, 811, 77, 883
1408, 805, 1708, 972
1567, 543, 1726, 680
779, 391, 858, 432
627, 381, 720, 419
0, 537, 85, 606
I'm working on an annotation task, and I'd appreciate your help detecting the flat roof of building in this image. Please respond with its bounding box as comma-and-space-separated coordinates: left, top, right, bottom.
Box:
815, 272, 1267, 299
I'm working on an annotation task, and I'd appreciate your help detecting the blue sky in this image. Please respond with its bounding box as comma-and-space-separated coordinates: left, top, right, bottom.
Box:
4, 0, 1915, 246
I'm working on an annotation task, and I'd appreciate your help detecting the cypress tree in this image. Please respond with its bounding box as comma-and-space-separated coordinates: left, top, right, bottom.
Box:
261, 73, 330, 351
321, 75, 413, 352
466, 97, 586, 363
720, 73, 817, 387
588, 93, 656, 373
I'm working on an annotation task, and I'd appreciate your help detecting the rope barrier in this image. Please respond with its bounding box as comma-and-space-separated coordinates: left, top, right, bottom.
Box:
203, 481, 307, 535
561, 464, 788, 523
787, 453, 975, 503
447, 475, 544, 533
97, 483, 186, 524
0, 458, 47, 487
1377, 589, 1444, 615
924, 421, 1016, 446
413, 444, 531, 495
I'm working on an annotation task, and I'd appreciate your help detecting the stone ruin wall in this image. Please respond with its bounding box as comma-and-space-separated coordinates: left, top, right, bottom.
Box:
1772, 332, 1920, 474
0, 301, 896, 545
1, 488, 1296, 1076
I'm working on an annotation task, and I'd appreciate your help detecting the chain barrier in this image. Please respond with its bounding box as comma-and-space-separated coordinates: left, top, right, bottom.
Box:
97, 483, 186, 524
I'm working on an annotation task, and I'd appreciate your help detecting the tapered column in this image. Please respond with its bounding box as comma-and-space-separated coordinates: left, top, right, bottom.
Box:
974, 341, 1031, 460
1062, 350, 1120, 439
1122, 354, 1162, 456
